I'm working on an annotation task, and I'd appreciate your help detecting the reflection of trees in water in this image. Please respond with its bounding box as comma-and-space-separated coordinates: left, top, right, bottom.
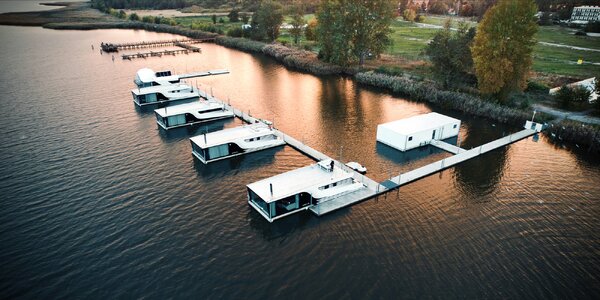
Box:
453, 124, 509, 199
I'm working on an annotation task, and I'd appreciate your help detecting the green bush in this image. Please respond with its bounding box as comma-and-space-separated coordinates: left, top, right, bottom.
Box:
128, 13, 140, 21
526, 80, 549, 93
226, 27, 244, 37
141, 15, 155, 23
117, 10, 126, 19
555, 85, 591, 110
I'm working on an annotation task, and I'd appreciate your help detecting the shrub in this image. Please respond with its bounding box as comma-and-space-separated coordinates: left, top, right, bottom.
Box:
555, 85, 591, 110
117, 10, 126, 19
141, 15, 155, 23
128, 13, 140, 21
215, 36, 267, 53
526, 81, 549, 93
227, 27, 244, 37
415, 14, 425, 22
228, 10, 239, 22
547, 121, 600, 151
305, 19, 317, 41
219, 17, 225, 23
403, 9, 416, 22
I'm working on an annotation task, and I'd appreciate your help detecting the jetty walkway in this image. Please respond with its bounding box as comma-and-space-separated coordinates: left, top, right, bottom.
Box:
199, 91, 539, 217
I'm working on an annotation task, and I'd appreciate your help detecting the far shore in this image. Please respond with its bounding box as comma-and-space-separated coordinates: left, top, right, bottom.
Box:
1, 2, 598, 150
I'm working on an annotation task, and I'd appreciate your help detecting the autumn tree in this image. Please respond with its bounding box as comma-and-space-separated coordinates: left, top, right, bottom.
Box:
316, 0, 395, 66
471, 0, 538, 103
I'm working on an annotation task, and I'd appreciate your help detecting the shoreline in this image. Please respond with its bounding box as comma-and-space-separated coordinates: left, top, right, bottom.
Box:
1, 3, 598, 151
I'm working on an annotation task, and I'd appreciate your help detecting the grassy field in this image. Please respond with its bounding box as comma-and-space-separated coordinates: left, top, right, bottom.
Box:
173, 13, 599, 80
386, 17, 599, 79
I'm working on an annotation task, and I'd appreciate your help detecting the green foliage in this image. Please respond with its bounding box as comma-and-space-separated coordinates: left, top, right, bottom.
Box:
471, 0, 538, 103
305, 19, 317, 41
250, 0, 284, 42
316, 0, 395, 66
415, 14, 425, 23
218, 17, 225, 23
241, 14, 250, 24
525, 80, 549, 93
227, 27, 244, 37
141, 15, 155, 23
117, 9, 126, 19
428, 1, 448, 15
228, 9, 239, 22
289, 4, 306, 44
425, 20, 475, 89
555, 85, 591, 110
128, 13, 140, 21
403, 9, 416, 22
211, 14, 217, 24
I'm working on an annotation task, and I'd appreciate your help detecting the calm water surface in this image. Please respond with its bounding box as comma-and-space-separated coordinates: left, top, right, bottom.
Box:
0, 0, 78, 14
0, 26, 599, 299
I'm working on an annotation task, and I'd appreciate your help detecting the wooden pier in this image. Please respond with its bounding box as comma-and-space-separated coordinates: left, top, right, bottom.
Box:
200, 91, 540, 217
121, 49, 197, 60
101, 38, 213, 52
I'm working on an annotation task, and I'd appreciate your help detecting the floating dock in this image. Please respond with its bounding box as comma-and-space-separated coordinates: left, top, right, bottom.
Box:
200, 91, 542, 218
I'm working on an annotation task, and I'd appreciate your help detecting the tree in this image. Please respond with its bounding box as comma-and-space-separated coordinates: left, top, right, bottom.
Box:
250, 0, 284, 41
426, 20, 476, 88
316, 0, 395, 66
128, 12, 139, 21
117, 9, 126, 19
403, 9, 416, 21
471, 0, 538, 103
211, 14, 217, 24
305, 19, 317, 41
241, 14, 249, 24
428, 1, 449, 14
228, 9, 239, 22
289, 4, 306, 44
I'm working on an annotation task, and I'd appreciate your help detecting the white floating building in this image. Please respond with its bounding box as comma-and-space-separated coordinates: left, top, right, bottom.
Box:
247, 159, 365, 222
377, 112, 461, 151
131, 83, 199, 106
154, 100, 234, 130
190, 122, 285, 164
134, 68, 229, 88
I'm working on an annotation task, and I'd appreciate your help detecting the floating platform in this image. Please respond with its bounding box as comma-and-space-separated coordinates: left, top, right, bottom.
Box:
195, 93, 544, 220
101, 38, 213, 52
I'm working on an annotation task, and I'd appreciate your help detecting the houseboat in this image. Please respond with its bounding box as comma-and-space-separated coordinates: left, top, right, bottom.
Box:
154, 100, 234, 130
189, 122, 285, 164
247, 159, 366, 222
131, 83, 199, 106
134, 68, 229, 88
377, 112, 461, 152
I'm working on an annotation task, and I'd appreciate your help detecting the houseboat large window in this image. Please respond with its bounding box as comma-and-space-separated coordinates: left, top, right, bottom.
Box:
192, 143, 207, 160
274, 195, 299, 216
167, 115, 186, 127
248, 189, 269, 216
207, 144, 229, 160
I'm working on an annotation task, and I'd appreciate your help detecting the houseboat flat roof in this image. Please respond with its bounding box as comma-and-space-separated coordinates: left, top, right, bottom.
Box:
379, 112, 460, 135
154, 100, 224, 117
247, 159, 353, 203
136, 68, 178, 84
131, 83, 193, 95
190, 123, 273, 148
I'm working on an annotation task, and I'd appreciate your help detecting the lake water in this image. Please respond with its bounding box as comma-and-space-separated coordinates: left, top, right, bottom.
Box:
0, 26, 599, 298
0, 0, 80, 14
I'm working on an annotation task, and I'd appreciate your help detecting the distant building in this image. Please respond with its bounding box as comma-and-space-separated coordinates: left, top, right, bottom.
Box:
570, 6, 600, 24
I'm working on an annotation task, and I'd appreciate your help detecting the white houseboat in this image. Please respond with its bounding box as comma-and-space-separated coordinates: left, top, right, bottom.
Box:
131, 83, 199, 106
377, 112, 461, 152
247, 159, 366, 222
154, 100, 234, 130
189, 122, 285, 164
134, 68, 229, 88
